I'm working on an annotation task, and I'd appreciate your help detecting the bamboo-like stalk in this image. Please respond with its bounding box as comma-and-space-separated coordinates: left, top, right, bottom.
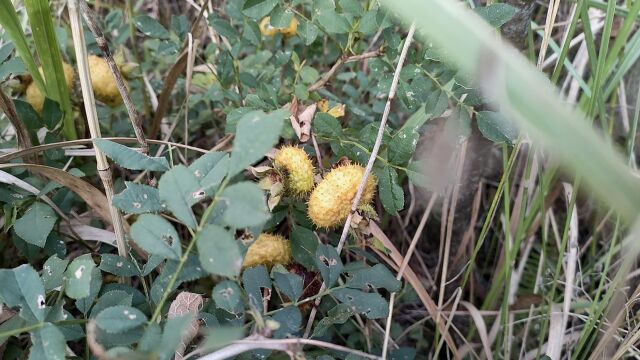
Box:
68, 0, 128, 258
77, 0, 148, 156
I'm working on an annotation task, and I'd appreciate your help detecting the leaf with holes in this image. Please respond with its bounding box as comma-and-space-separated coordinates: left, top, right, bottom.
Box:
65, 254, 97, 300
130, 214, 182, 260
196, 224, 242, 277
95, 305, 147, 334
14, 202, 57, 247
315, 244, 343, 288
333, 288, 389, 319
346, 264, 401, 292
227, 110, 287, 177
1, 264, 47, 323
94, 139, 170, 171
112, 182, 164, 214
158, 165, 203, 229
242, 265, 271, 311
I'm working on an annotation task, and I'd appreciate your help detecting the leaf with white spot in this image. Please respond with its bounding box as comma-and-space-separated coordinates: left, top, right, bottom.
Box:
95, 305, 147, 334
212, 281, 242, 314
14, 202, 57, 247
94, 139, 170, 171
130, 214, 182, 260
42, 256, 69, 291
29, 323, 66, 360
65, 254, 96, 300
99, 254, 139, 277
333, 288, 389, 319
3, 264, 47, 322
189, 152, 230, 193
158, 165, 203, 229
112, 182, 164, 214
74, 268, 102, 315
196, 224, 242, 277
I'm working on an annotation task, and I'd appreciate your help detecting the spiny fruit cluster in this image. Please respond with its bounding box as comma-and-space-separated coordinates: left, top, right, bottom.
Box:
274, 146, 315, 196
242, 233, 292, 269
308, 164, 376, 228
25, 55, 124, 113
259, 17, 298, 37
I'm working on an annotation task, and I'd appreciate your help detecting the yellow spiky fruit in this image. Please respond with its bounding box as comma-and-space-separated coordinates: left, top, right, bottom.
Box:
259, 17, 279, 36
25, 62, 75, 114
308, 165, 376, 228
280, 17, 298, 37
274, 146, 315, 196
242, 234, 292, 269
88, 55, 123, 107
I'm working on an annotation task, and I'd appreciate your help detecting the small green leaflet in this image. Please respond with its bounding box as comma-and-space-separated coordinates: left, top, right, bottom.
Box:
273, 270, 303, 302
94, 139, 170, 171
42, 256, 68, 291
130, 214, 182, 260
333, 288, 389, 319
112, 182, 164, 214
290, 226, 319, 270
28, 323, 65, 360
158, 165, 203, 229
227, 109, 287, 176
95, 305, 147, 334
474, 3, 517, 28
345, 264, 401, 292
219, 181, 270, 228
315, 244, 343, 288
242, 265, 271, 311
65, 254, 96, 300
14, 202, 57, 247
212, 280, 242, 314
99, 254, 139, 277
476, 111, 518, 145
134, 15, 170, 39
196, 224, 242, 277
377, 167, 405, 215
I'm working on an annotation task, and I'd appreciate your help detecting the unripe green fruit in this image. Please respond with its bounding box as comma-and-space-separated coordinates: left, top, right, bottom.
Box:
307, 164, 376, 228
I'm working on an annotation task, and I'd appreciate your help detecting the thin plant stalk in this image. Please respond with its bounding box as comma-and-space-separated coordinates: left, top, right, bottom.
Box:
67, 0, 128, 258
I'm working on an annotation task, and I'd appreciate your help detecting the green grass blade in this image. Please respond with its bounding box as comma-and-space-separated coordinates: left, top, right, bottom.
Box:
380, 0, 640, 222
24, 0, 77, 140
0, 0, 45, 91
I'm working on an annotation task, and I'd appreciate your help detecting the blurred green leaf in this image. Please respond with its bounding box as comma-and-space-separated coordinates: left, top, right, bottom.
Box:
14, 202, 57, 247
42, 256, 68, 291
29, 323, 65, 360
95, 306, 147, 334
158, 165, 202, 229
212, 280, 243, 313
242, 265, 271, 311
112, 182, 164, 214
333, 288, 388, 319
134, 15, 170, 39
242, 0, 278, 19
65, 254, 96, 300
99, 254, 139, 277
290, 226, 319, 270
474, 3, 517, 28
220, 181, 270, 228
346, 264, 401, 292
130, 214, 182, 260
273, 270, 303, 302
377, 167, 405, 215
196, 224, 242, 277
476, 111, 518, 145
94, 139, 170, 171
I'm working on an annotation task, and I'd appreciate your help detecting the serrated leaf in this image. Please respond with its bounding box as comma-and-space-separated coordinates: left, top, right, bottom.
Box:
273, 271, 303, 302
29, 323, 65, 360
74, 268, 102, 315
95, 306, 147, 334
242, 0, 278, 19
333, 288, 389, 319
158, 165, 203, 229
65, 254, 96, 300
99, 254, 139, 277
196, 224, 242, 277
315, 244, 343, 288
474, 3, 517, 28
312, 303, 355, 338
112, 182, 164, 214
42, 256, 68, 291
313, 112, 343, 138
476, 111, 518, 145
388, 127, 419, 165
290, 226, 319, 270
212, 280, 242, 314
242, 265, 271, 311
142, 255, 164, 276
130, 214, 182, 260
346, 264, 401, 292
227, 110, 286, 176
271, 306, 301, 338
150, 256, 206, 304
190, 152, 230, 192
94, 139, 170, 171
377, 167, 404, 215
219, 182, 270, 228
14, 202, 57, 247
134, 15, 170, 39
90, 290, 133, 318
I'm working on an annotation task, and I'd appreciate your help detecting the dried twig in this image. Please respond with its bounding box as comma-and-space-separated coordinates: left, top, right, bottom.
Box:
302, 22, 416, 340
194, 336, 381, 360
78, 0, 148, 155
68, 0, 128, 258
0, 88, 32, 152
307, 49, 382, 92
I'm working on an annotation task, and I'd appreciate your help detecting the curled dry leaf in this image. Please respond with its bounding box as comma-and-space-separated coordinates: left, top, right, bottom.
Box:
168, 292, 204, 360
285, 98, 317, 142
